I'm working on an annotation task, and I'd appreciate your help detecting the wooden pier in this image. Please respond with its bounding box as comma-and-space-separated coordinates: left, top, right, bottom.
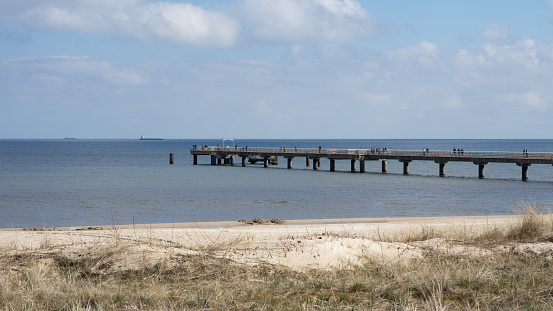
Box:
190, 146, 553, 181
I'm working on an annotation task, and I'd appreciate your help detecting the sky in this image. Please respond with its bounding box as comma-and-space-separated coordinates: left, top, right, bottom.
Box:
1, 0, 553, 139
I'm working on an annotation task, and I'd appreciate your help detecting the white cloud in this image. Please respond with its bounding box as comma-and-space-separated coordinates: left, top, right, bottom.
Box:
5, 1, 240, 47
503, 92, 548, 112
442, 95, 464, 110
455, 39, 553, 69
383, 41, 440, 64
483, 40, 539, 65
3, 56, 147, 86
480, 23, 510, 40
240, 0, 379, 42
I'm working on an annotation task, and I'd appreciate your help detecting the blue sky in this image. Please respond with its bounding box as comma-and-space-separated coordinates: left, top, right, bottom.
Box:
1, 0, 553, 139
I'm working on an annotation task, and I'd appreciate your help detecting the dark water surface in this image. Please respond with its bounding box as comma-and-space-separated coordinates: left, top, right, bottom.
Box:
1, 139, 552, 228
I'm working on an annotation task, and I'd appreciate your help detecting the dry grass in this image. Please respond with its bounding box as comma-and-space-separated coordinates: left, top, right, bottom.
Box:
2, 203, 553, 310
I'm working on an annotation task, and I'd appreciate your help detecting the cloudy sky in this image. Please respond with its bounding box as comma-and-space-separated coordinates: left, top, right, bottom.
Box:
1, 0, 553, 139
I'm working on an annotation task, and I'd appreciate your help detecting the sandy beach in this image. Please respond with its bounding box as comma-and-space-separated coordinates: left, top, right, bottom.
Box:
1, 214, 541, 272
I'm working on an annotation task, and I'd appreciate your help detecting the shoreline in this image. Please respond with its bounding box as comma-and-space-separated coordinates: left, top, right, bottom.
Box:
0, 214, 522, 231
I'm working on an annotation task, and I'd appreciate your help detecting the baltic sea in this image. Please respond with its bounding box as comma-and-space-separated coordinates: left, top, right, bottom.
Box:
1, 139, 552, 228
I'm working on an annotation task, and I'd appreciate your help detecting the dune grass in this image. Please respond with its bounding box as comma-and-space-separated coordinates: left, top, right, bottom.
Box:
2, 204, 553, 310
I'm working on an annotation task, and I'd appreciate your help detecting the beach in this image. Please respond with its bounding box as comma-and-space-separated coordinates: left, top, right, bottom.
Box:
4, 213, 553, 309
0, 214, 541, 271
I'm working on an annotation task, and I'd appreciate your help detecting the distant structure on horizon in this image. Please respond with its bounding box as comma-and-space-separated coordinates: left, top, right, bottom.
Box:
139, 135, 163, 141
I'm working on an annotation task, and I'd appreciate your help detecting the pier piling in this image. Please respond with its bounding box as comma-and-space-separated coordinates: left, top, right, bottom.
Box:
402, 161, 411, 175
438, 162, 446, 177
477, 163, 487, 179
517, 163, 531, 181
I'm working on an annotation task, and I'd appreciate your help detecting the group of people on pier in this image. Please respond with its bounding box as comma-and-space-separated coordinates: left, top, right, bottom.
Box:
453, 147, 464, 155
191, 145, 208, 150
370, 147, 388, 154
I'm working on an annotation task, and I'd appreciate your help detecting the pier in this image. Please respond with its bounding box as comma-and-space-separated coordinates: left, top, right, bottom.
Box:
190, 146, 553, 181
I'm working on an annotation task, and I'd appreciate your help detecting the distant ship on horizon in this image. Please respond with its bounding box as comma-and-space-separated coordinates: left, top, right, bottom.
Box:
139, 135, 163, 140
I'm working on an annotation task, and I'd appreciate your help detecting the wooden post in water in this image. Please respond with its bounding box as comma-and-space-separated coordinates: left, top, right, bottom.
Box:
330, 159, 335, 172
306, 157, 310, 167
170, 153, 174, 164
382, 160, 387, 173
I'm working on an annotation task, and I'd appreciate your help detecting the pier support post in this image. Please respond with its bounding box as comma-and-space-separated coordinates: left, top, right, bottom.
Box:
351, 159, 356, 172
217, 158, 222, 165
306, 157, 310, 167
193, 154, 197, 165
475, 162, 488, 179
263, 157, 269, 168
313, 158, 319, 170
517, 163, 531, 181
360, 160, 365, 173
438, 162, 447, 177
224, 158, 229, 165
242, 156, 247, 167
211, 155, 216, 165
229, 157, 234, 166
382, 160, 387, 173
330, 159, 335, 172
170, 153, 174, 165
401, 161, 411, 175
522, 165, 529, 181
287, 157, 293, 169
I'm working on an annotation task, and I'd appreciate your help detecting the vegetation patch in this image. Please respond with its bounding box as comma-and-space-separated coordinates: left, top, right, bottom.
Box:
2, 204, 553, 310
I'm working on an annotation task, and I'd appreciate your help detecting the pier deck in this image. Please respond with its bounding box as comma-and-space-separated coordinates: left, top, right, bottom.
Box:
190, 147, 553, 181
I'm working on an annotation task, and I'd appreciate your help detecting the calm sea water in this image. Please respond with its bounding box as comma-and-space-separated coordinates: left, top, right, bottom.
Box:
1, 139, 553, 228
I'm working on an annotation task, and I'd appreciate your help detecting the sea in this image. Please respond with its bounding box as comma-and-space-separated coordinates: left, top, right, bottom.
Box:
1, 139, 553, 228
